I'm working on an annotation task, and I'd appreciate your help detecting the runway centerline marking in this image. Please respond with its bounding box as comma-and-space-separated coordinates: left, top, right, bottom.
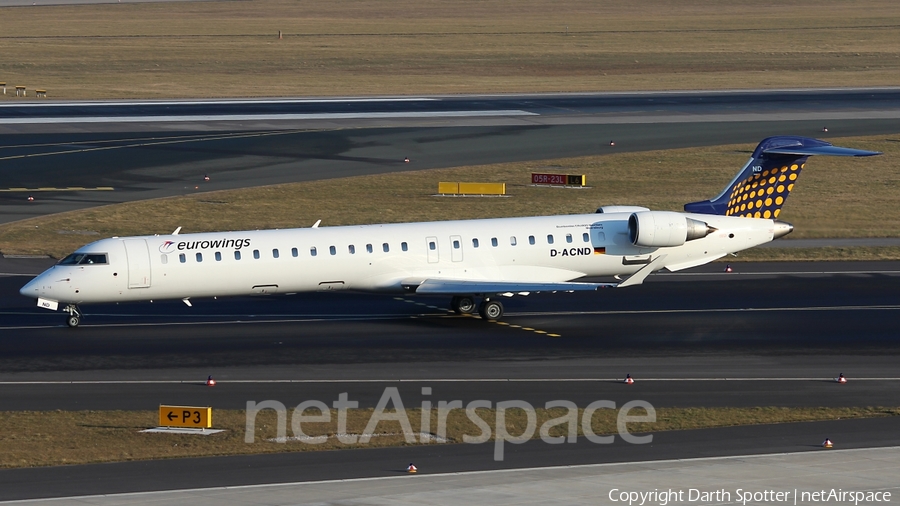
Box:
394, 297, 563, 336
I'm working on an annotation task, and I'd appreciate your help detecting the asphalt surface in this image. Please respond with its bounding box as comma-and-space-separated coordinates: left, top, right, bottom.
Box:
2, 91, 900, 499
3, 260, 900, 412
4, 89, 900, 120
2, 89, 900, 223
0, 417, 897, 501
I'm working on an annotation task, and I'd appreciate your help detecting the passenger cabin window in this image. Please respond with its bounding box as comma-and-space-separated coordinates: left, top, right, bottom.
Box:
383, 243, 390, 253
528, 235, 535, 245
583, 233, 590, 243
215, 252, 222, 261
310, 247, 317, 257
366, 244, 373, 253
58, 253, 108, 265
566, 234, 573, 243
179, 253, 186, 263
453, 239, 460, 249
253, 249, 260, 259
234, 251, 242, 260
473, 238, 480, 248
429, 241, 436, 250
292, 247, 298, 257
329, 246, 336, 255
273, 249, 280, 259
196, 252, 203, 262
510, 236, 517, 246
547, 234, 554, 244
401, 242, 408, 252
491, 237, 498, 247
348, 245, 356, 254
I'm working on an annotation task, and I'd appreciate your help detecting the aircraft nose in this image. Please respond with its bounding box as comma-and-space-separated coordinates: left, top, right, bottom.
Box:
20, 271, 48, 298
20, 277, 37, 297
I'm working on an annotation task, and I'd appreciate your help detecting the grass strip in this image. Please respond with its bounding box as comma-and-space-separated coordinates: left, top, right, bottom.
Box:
1, 135, 898, 261
1, 406, 896, 468
1, 0, 899, 99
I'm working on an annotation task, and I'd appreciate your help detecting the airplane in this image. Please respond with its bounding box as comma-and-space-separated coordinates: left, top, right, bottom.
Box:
20, 136, 880, 328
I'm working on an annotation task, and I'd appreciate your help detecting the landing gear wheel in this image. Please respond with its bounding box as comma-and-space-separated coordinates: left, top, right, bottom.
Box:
451, 295, 477, 315
479, 300, 503, 320
63, 304, 82, 328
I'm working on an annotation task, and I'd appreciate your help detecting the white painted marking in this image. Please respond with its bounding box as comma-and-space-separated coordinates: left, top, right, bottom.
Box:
3, 377, 900, 385
0, 110, 538, 125
2, 303, 896, 332
511, 304, 900, 317
3, 446, 897, 504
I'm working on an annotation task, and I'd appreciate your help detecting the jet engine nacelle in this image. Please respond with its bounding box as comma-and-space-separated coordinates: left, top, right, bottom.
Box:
628, 211, 714, 248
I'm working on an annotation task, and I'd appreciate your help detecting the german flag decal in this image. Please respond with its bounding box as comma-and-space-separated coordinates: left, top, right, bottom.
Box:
594, 247, 606, 255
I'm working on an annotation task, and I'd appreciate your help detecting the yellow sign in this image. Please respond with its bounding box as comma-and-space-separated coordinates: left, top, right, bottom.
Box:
438, 182, 506, 195
159, 405, 212, 428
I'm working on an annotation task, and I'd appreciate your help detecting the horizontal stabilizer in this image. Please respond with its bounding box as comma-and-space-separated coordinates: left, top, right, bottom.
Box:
684, 136, 881, 217
763, 145, 880, 157
409, 279, 614, 295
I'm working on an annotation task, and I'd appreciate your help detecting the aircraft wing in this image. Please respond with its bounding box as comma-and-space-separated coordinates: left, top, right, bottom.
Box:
408, 279, 615, 294
404, 254, 667, 295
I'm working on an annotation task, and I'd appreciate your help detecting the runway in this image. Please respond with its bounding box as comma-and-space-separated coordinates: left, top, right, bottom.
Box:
1, 91, 900, 500
3, 258, 900, 429
2, 89, 900, 223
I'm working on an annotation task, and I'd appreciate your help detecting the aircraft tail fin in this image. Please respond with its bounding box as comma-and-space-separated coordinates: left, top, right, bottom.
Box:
683, 136, 880, 218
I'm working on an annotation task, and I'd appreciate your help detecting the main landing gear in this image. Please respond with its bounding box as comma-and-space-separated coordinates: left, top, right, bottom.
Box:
64, 304, 82, 328
450, 295, 504, 320
478, 299, 503, 320
450, 295, 477, 315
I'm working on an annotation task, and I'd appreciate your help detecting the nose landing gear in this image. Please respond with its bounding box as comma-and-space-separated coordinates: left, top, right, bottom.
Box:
64, 304, 82, 328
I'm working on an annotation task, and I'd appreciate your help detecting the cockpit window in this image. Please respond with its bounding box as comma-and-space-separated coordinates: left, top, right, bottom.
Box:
58, 253, 108, 265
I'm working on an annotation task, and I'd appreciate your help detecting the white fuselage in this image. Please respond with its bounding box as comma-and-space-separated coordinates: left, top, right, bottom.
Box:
20, 211, 778, 305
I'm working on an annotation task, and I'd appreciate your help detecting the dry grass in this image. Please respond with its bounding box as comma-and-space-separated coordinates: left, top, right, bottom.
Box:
1, 0, 899, 99
1, 406, 896, 468
0, 135, 898, 260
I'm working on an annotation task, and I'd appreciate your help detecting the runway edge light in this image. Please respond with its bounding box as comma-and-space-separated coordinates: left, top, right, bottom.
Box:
624, 374, 634, 385
822, 438, 833, 449
407, 463, 417, 473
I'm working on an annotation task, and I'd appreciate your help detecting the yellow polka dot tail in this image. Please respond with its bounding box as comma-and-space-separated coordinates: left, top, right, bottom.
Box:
683, 136, 880, 217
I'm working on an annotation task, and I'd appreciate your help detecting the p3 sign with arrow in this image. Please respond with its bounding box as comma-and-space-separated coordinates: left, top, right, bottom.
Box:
159, 405, 212, 428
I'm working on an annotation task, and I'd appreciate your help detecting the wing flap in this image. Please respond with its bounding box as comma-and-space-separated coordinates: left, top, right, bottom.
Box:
410, 279, 614, 294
